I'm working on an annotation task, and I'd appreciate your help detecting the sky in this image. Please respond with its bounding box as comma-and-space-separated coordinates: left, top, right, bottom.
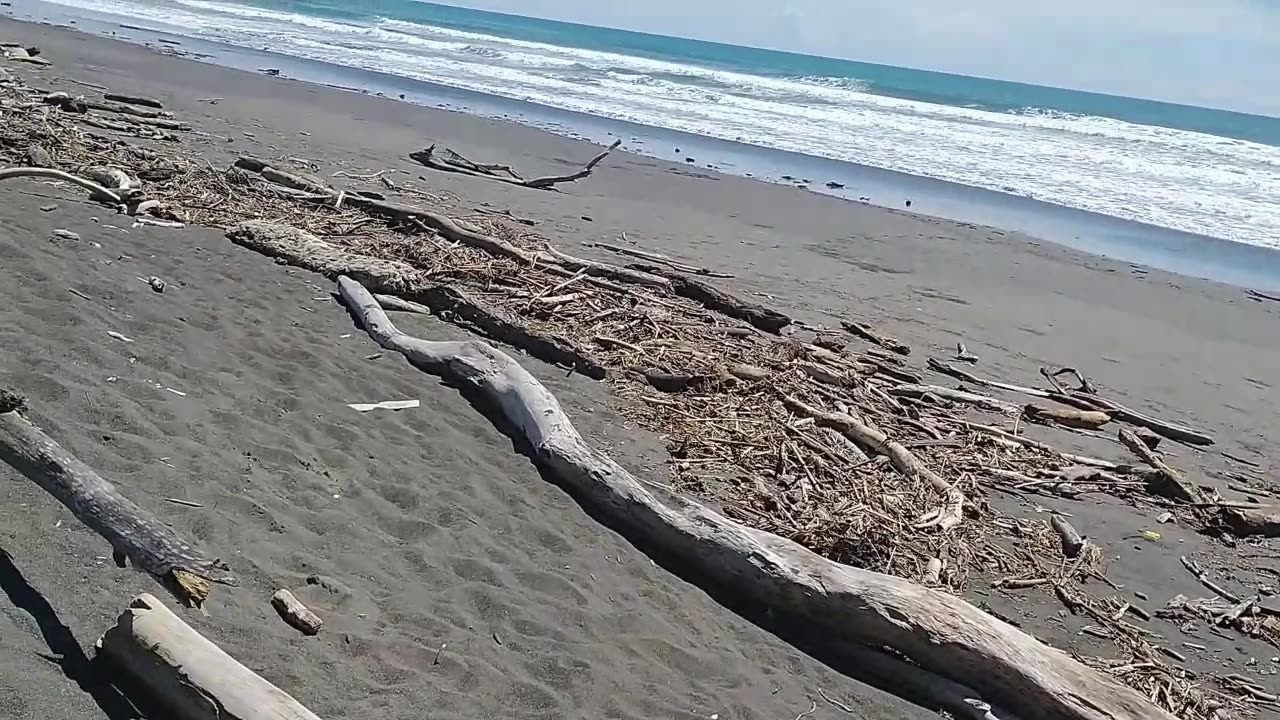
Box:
437, 0, 1280, 116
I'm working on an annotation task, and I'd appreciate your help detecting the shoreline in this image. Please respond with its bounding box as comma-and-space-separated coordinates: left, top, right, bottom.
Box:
6, 0, 1280, 291
3, 15, 1280, 720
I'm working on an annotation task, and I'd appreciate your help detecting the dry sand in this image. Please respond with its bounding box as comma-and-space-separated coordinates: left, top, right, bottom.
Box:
2, 16, 1280, 720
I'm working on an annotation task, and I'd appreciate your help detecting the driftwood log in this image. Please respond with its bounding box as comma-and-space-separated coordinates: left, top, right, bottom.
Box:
227, 221, 607, 379
97, 593, 322, 720
628, 263, 791, 333
585, 240, 734, 278
0, 391, 234, 606
272, 589, 323, 635
334, 275, 1169, 720
1118, 428, 1203, 504
104, 92, 163, 109
889, 384, 1020, 415
1217, 507, 1280, 538
842, 320, 910, 355
409, 139, 622, 189
1023, 404, 1111, 431
926, 359, 1212, 446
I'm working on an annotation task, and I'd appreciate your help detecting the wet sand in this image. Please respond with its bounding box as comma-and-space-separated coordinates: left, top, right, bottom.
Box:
2, 16, 1279, 720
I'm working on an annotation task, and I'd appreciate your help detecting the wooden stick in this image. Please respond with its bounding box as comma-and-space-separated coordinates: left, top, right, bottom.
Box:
272, 589, 322, 635
889, 384, 1020, 415
0, 391, 234, 607
783, 395, 965, 530
955, 421, 1121, 470
927, 359, 1053, 398
585, 240, 734, 278
335, 275, 1171, 720
97, 593, 323, 720
409, 139, 622, 189
842, 320, 910, 355
104, 92, 163, 109
1078, 395, 1213, 447
227, 222, 607, 379
543, 245, 672, 290
1118, 428, 1203, 503
629, 263, 792, 333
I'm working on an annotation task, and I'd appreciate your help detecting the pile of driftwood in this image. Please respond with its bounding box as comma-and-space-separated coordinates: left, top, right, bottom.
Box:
3, 59, 1278, 720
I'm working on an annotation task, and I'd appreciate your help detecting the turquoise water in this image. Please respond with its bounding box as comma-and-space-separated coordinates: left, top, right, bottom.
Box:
267, 0, 1280, 147
14, 0, 1280, 251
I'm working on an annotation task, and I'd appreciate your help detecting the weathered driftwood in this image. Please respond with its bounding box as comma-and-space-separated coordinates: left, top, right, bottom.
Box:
0, 391, 234, 606
958, 421, 1122, 470
585, 240, 735, 278
783, 395, 965, 530
842, 320, 910, 355
1217, 507, 1280, 538
227, 221, 607, 379
1118, 428, 1203, 504
409, 139, 622, 189
928, 359, 1053, 398
104, 92, 163, 109
629, 263, 791, 334
1023, 405, 1111, 431
543, 246, 672, 290
97, 593, 323, 720
890, 384, 1020, 415
272, 589, 323, 635
1050, 515, 1085, 559
1079, 394, 1213, 447
927, 360, 1212, 446
0, 166, 122, 203
335, 275, 1170, 720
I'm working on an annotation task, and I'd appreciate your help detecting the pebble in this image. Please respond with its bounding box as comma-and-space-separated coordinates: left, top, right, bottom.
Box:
40, 204, 57, 212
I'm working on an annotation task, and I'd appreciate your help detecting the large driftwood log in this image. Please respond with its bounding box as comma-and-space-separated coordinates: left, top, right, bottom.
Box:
97, 593, 323, 720
0, 391, 234, 606
335, 275, 1169, 720
409, 139, 622, 189
1077, 394, 1213, 447
1218, 507, 1280, 537
783, 395, 965, 530
226, 222, 606, 378
628, 263, 791, 333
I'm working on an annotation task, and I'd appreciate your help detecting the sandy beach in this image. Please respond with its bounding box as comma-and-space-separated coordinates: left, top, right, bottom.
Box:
3, 16, 1279, 720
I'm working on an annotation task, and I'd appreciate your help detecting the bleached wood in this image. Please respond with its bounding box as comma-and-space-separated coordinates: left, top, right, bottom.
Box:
335, 275, 1170, 720
97, 593, 323, 720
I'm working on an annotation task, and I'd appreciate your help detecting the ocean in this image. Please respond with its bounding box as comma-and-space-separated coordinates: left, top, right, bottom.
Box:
9, 0, 1280, 258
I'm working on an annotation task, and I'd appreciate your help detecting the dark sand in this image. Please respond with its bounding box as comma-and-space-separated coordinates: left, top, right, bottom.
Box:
3, 16, 1280, 720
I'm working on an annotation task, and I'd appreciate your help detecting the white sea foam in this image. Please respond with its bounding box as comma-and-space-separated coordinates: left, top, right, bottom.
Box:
32, 0, 1280, 247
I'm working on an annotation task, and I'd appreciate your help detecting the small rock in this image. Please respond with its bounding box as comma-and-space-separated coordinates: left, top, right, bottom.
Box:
25, 146, 53, 167
684, 157, 695, 163
148, 276, 166, 293
40, 204, 57, 212
51, 229, 79, 241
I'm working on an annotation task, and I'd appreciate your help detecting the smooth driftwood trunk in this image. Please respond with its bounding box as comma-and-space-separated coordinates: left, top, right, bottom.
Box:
628, 263, 792, 334
0, 391, 234, 607
335, 275, 1169, 720
227, 222, 606, 379
97, 593, 323, 720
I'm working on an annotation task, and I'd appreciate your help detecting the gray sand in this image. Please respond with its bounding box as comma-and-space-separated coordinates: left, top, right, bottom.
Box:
2, 16, 1279, 720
